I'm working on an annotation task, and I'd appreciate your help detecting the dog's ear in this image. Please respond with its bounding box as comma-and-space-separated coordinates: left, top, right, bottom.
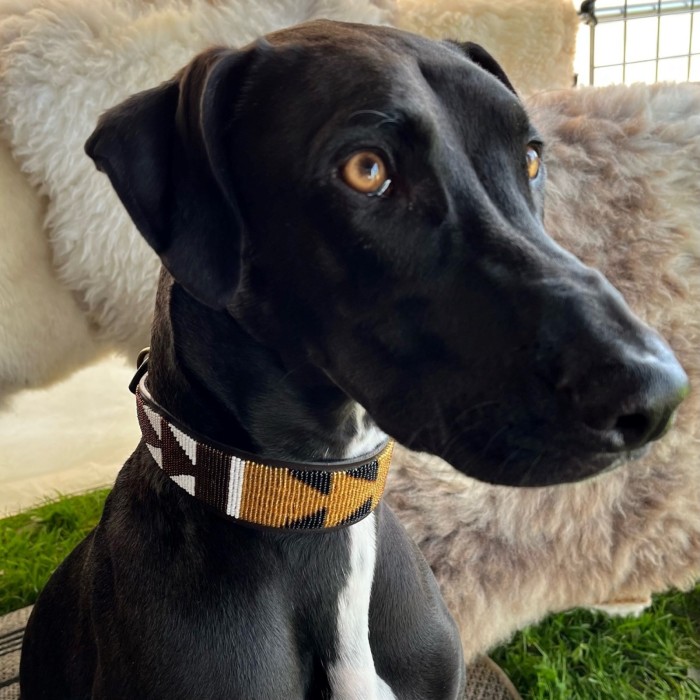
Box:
447, 41, 518, 96
85, 48, 253, 309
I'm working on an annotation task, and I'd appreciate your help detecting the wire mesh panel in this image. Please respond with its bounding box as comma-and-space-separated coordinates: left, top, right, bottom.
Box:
577, 0, 699, 85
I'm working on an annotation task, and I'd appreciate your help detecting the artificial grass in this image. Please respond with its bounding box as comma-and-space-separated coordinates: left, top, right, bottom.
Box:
0, 489, 109, 615
2, 490, 700, 698
492, 589, 700, 698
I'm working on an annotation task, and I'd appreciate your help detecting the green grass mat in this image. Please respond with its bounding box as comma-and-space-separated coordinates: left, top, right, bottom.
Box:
2, 489, 700, 698
491, 589, 700, 699
0, 490, 109, 614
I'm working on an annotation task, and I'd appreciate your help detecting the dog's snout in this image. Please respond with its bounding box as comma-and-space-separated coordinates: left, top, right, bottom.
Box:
560, 342, 690, 452
531, 262, 690, 455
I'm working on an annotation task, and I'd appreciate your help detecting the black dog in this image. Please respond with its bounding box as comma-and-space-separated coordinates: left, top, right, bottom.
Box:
20, 20, 688, 699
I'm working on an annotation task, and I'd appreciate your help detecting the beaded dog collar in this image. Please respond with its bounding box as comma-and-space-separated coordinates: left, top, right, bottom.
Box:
135, 374, 394, 531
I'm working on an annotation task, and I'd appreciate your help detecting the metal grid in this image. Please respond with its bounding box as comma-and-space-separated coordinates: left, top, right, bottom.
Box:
578, 1, 699, 85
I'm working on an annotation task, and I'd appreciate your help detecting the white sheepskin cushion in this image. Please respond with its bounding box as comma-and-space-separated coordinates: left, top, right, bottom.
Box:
396, 0, 579, 95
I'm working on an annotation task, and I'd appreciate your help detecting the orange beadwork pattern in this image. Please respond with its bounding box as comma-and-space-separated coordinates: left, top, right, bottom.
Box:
136, 378, 394, 531
239, 442, 394, 528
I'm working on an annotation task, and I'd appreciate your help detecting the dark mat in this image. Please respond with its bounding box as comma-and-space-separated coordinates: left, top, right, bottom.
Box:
0, 607, 29, 700
1, 606, 521, 699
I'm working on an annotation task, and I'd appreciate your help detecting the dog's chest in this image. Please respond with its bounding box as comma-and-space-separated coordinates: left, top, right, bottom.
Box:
327, 513, 396, 700
323, 409, 395, 699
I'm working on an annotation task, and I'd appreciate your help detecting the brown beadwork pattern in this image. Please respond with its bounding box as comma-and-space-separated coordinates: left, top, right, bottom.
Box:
136, 384, 394, 531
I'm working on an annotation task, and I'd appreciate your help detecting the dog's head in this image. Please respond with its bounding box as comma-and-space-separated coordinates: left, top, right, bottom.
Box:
86, 20, 688, 486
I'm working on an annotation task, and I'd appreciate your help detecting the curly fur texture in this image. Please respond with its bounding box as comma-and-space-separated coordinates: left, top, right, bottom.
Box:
0, 138, 102, 402
386, 83, 700, 660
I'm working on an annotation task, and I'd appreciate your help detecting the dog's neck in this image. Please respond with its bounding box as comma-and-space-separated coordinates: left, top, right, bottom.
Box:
146, 278, 386, 463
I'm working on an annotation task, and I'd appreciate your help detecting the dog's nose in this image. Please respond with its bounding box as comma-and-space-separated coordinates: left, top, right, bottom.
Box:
562, 343, 690, 451
530, 262, 690, 453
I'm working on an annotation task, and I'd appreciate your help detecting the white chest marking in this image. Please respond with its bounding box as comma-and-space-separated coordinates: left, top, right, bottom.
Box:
342, 404, 387, 460
328, 513, 396, 700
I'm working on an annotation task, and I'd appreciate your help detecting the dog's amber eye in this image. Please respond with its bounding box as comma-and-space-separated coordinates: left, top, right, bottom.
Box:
526, 146, 541, 180
341, 152, 391, 195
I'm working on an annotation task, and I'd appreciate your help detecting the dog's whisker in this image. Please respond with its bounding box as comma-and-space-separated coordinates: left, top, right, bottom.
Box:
494, 448, 526, 479
476, 425, 509, 460
347, 109, 401, 127
418, 397, 502, 461
277, 360, 312, 385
